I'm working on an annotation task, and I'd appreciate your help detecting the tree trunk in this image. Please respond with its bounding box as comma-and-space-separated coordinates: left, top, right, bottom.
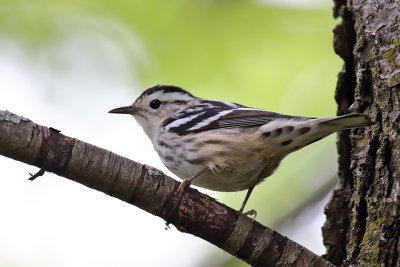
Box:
322, 0, 400, 266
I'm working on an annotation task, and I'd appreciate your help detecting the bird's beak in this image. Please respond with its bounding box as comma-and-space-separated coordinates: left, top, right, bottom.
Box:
108, 105, 139, 115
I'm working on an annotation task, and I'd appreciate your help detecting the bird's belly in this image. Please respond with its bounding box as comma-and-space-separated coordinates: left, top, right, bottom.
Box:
171, 159, 268, 192
155, 129, 278, 192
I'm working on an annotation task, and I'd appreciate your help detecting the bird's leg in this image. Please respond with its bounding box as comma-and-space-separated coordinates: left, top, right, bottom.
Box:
239, 186, 257, 219
239, 186, 254, 213
177, 167, 208, 193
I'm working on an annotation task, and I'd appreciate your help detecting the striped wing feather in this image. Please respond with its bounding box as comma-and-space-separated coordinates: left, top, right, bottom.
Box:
164, 108, 311, 135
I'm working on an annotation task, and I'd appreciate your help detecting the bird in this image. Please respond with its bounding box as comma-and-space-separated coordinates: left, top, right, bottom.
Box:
109, 84, 374, 214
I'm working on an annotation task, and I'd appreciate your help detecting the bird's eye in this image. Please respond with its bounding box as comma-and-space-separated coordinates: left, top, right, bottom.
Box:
149, 99, 161, 109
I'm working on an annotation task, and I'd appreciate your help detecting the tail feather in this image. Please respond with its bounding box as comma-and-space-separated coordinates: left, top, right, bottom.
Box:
267, 113, 375, 154
319, 113, 375, 130
301, 113, 375, 149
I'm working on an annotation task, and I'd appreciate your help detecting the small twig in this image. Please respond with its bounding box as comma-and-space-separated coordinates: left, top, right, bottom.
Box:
28, 168, 46, 181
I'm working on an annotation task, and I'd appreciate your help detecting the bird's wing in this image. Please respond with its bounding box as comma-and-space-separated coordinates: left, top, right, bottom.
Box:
163, 107, 312, 135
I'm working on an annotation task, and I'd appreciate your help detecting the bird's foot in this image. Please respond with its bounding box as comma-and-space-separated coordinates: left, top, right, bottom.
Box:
177, 179, 191, 193
240, 209, 257, 221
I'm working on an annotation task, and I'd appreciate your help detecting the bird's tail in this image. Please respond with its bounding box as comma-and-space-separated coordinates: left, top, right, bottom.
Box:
297, 113, 375, 149
271, 113, 375, 154
318, 113, 375, 131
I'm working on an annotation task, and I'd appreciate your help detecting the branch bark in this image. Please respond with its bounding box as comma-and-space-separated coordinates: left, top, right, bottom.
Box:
322, 0, 400, 266
0, 110, 334, 267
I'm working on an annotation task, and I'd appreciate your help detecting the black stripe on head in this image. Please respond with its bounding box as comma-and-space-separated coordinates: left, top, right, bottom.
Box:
138, 84, 194, 99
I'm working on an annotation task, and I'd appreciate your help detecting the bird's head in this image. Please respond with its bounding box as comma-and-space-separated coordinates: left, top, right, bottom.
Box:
109, 84, 196, 140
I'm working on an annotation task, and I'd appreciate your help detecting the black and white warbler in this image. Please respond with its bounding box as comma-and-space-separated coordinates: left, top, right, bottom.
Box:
109, 84, 374, 214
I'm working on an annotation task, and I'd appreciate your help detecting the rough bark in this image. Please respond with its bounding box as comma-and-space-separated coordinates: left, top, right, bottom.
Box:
322, 0, 400, 266
0, 110, 334, 267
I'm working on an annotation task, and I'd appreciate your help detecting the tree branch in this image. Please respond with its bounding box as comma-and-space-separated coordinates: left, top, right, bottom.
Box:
0, 110, 334, 267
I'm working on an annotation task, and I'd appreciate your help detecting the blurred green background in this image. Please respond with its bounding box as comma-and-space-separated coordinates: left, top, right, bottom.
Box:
0, 0, 341, 266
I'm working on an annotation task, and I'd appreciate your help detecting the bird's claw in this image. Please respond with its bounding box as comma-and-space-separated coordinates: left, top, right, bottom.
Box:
177, 179, 191, 193
242, 209, 257, 221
